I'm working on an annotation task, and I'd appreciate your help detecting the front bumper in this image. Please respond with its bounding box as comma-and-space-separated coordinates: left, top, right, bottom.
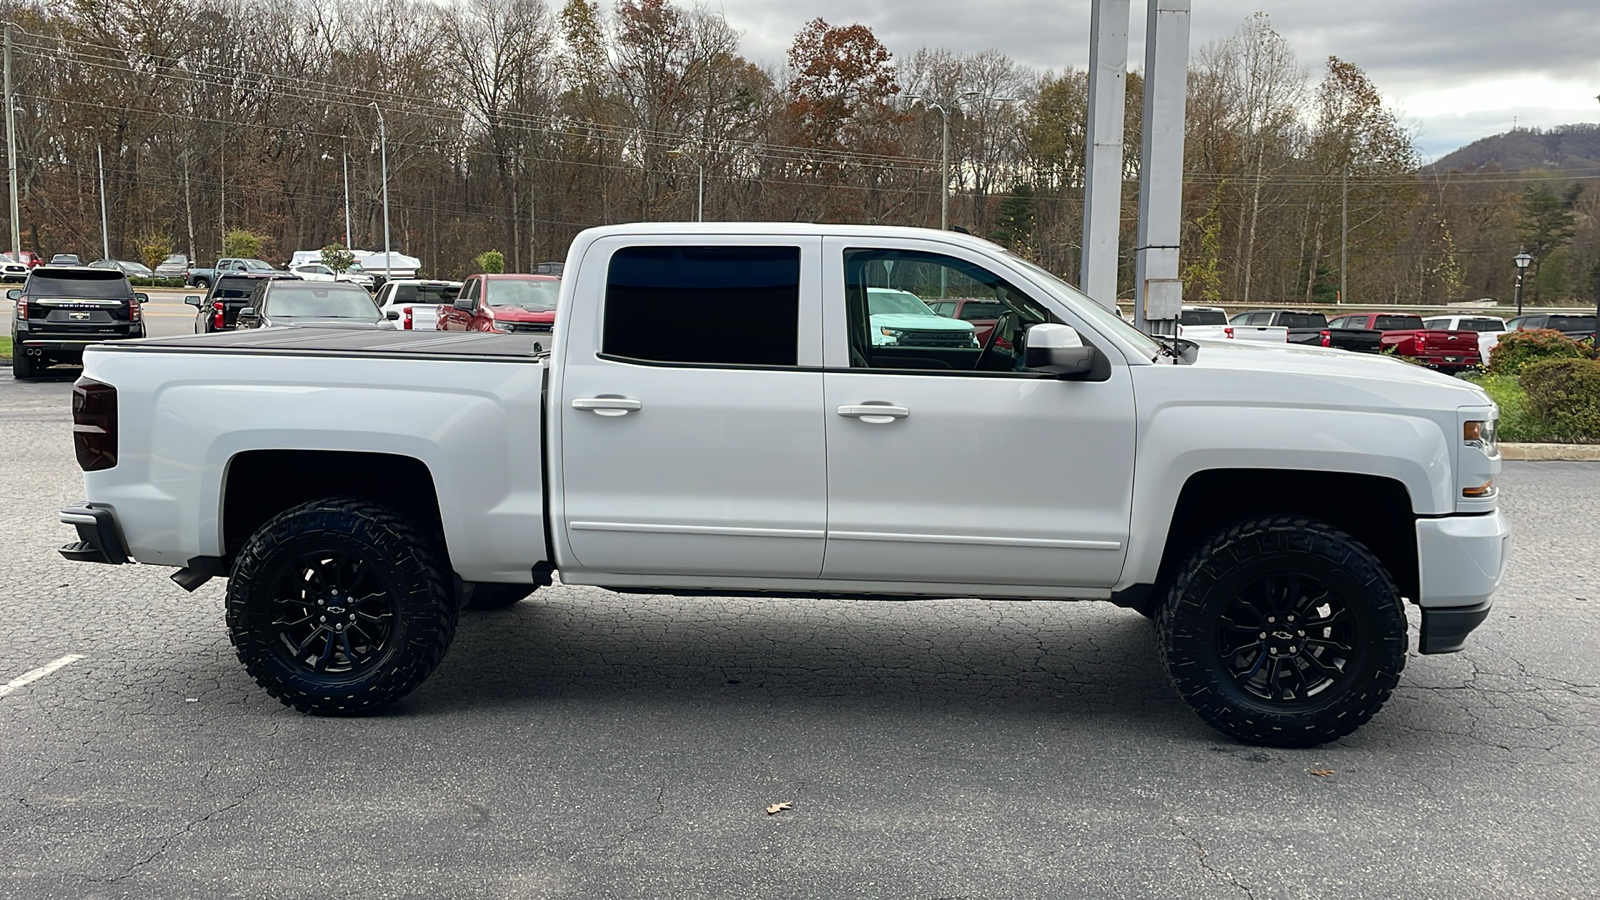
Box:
59, 503, 129, 565
1415, 510, 1512, 654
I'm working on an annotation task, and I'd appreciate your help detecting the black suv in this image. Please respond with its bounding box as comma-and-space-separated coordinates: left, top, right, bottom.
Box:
184, 272, 294, 333
9, 267, 146, 379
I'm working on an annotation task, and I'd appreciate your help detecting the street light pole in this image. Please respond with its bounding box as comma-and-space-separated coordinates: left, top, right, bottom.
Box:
97, 143, 109, 262
908, 97, 950, 230
341, 145, 352, 249
5, 24, 21, 262
695, 157, 703, 222
1513, 250, 1531, 316
370, 102, 392, 282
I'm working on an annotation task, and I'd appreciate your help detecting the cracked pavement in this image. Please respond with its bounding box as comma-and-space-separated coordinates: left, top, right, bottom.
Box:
2, 371, 1598, 898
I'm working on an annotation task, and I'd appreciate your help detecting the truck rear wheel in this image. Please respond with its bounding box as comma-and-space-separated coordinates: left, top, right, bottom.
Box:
226, 497, 458, 715
1155, 516, 1406, 748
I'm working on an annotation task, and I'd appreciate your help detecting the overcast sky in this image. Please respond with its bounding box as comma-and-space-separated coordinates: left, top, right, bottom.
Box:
711, 0, 1600, 161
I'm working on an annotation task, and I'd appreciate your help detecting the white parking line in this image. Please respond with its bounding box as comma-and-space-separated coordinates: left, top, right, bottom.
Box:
0, 654, 87, 697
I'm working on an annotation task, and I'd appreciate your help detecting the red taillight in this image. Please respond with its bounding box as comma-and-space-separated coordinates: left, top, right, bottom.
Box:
129, 298, 142, 322
72, 377, 118, 471
1223, 326, 1234, 339
403, 306, 413, 330
14, 298, 24, 318
213, 300, 224, 330
1320, 330, 1331, 348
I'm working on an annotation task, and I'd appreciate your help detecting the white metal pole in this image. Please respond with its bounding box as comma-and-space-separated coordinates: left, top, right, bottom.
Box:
1080, 0, 1130, 308
696, 159, 704, 222
371, 102, 391, 281
940, 104, 950, 230
5, 25, 21, 261
1132, 0, 1190, 335
97, 143, 109, 261
1340, 163, 1348, 305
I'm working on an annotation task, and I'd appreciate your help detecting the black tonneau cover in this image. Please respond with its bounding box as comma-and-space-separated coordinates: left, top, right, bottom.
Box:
90, 326, 546, 361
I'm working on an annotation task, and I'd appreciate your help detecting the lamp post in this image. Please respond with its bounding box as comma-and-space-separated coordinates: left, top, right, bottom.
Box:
370, 102, 392, 282
1513, 250, 1532, 316
908, 97, 951, 230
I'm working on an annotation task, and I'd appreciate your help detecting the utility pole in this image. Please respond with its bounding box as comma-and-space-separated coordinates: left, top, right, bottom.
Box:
97, 143, 109, 262
5, 24, 21, 261
370, 102, 391, 281
1080, 0, 1130, 309
1340, 163, 1348, 304
341, 146, 352, 248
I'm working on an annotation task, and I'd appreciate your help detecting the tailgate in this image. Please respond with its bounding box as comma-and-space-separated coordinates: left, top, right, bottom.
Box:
1420, 330, 1479, 356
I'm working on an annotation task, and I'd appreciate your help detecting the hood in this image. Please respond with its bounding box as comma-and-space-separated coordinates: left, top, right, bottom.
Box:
1162, 338, 1492, 409
486, 306, 557, 323
870, 313, 974, 331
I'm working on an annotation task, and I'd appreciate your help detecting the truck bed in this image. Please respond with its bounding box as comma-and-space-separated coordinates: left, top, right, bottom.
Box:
98, 327, 547, 361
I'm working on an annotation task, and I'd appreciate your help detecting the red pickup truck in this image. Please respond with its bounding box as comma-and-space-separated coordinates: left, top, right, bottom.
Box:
437, 273, 560, 336
1327, 313, 1479, 372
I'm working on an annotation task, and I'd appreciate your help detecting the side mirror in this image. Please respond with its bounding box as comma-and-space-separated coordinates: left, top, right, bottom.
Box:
134, 292, 149, 303
1024, 323, 1105, 379
6, 288, 19, 301
386, 310, 400, 320
237, 307, 256, 320
453, 297, 475, 311
184, 295, 202, 306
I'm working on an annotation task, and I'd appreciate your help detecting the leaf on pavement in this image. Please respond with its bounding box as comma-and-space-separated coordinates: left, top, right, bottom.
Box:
766, 802, 793, 815
1309, 768, 1336, 778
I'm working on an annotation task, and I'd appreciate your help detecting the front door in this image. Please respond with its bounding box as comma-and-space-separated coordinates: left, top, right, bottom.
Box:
819, 239, 1136, 590
557, 238, 827, 578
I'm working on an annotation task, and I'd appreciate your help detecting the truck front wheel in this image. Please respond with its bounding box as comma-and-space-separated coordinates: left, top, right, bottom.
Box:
1156, 516, 1407, 748
226, 498, 458, 715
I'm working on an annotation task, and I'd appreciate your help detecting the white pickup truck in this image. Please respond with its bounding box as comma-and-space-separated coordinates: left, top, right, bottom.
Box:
58, 223, 1511, 747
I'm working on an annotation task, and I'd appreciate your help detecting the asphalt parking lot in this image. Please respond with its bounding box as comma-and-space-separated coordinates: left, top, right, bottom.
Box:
2, 368, 1598, 899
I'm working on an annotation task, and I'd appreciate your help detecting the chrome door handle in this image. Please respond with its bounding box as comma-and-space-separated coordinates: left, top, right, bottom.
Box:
572, 397, 643, 417
837, 404, 909, 424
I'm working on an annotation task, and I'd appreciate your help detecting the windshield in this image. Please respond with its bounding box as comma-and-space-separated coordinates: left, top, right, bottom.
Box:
486, 278, 559, 309
265, 284, 379, 318
1004, 253, 1164, 360
27, 271, 129, 299
867, 288, 939, 317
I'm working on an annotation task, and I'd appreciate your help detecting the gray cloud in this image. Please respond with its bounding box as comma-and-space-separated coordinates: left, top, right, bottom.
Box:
712, 0, 1600, 154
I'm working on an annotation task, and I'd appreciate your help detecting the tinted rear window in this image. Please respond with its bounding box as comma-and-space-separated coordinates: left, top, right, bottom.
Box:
27, 270, 129, 299
1280, 313, 1325, 329
1180, 309, 1227, 326
394, 284, 461, 304
1375, 316, 1424, 330
215, 277, 268, 299
604, 245, 800, 366
1547, 316, 1597, 331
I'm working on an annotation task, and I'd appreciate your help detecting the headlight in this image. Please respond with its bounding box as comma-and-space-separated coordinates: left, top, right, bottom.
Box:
1464, 419, 1498, 456
880, 327, 904, 338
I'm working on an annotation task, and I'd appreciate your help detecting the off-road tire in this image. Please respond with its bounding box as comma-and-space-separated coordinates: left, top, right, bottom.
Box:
226, 497, 458, 715
11, 350, 35, 379
1155, 516, 1407, 748
461, 582, 535, 611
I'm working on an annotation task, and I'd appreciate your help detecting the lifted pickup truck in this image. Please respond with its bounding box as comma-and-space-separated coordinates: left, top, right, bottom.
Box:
57, 223, 1511, 748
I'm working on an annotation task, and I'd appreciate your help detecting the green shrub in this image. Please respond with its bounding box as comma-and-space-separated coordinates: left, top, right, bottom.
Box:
129, 276, 186, 288
471, 249, 505, 274
1489, 328, 1588, 375
320, 242, 357, 273
1518, 357, 1600, 443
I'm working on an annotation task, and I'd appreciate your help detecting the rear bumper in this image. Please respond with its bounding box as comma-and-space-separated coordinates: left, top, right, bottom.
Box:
1414, 510, 1511, 654
58, 503, 129, 565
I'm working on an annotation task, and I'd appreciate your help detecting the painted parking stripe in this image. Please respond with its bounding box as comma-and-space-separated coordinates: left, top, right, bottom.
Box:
0, 654, 87, 697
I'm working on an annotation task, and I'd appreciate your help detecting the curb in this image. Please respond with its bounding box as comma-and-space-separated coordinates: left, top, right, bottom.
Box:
1501, 443, 1600, 461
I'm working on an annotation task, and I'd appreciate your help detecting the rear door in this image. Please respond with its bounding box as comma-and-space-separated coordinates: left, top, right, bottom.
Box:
555, 237, 828, 578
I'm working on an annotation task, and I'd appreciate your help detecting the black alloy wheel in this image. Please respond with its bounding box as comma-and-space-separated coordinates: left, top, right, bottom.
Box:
227, 497, 458, 715
1156, 516, 1407, 747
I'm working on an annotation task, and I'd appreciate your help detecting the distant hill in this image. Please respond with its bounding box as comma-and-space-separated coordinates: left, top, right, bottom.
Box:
1428, 124, 1600, 174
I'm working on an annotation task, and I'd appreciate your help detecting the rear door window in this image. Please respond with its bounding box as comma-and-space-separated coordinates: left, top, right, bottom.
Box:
603, 246, 801, 366
1375, 315, 1424, 330
1280, 313, 1325, 329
